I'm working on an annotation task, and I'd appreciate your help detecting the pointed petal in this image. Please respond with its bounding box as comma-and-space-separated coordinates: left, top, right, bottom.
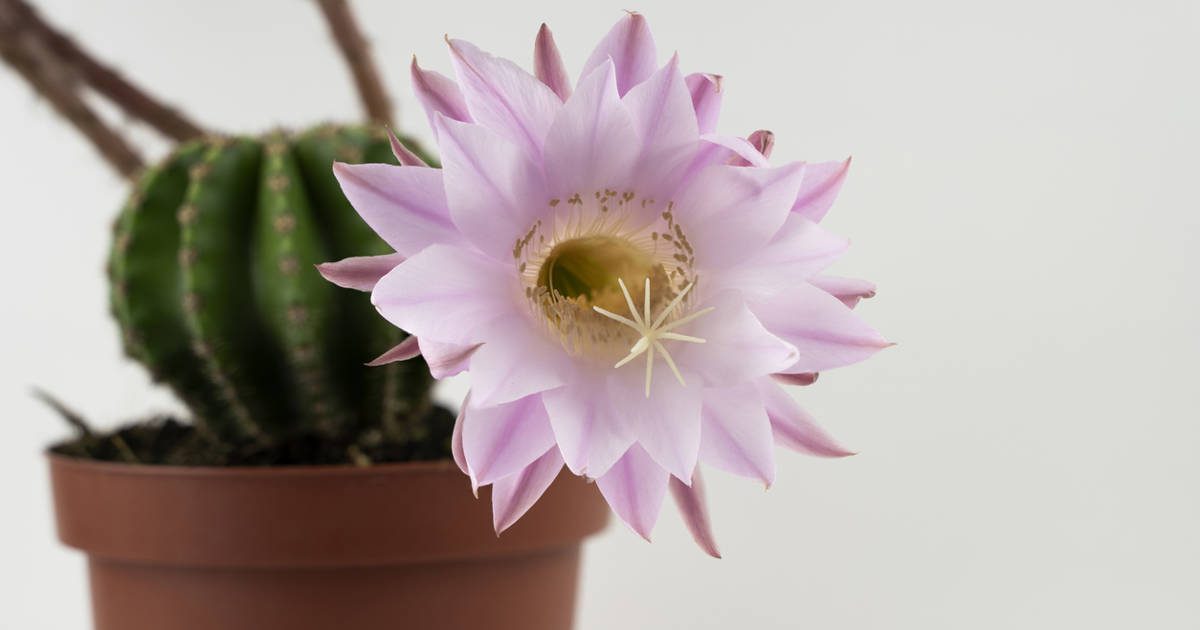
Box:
700, 384, 776, 486
792, 157, 852, 222
332, 162, 461, 257
614, 368, 702, 483
669, 471, 721, 558
675, 291, 798, 386
542, 366, 637, 478
387, 128, 428, 167
543, 59, 638, 196
411, 57, 472, 131
434, 115, 548, 260
700, 133, 769, 167
753, 282, 890, 373
678, 162, 806, 269
685, 73, 723, 134
624, 55, 700, 195
469, 316, 569, 407
811, 275, 877, 309
748, 129, 775, 159
772, 372, 819, 386
372, 244, 517, 346
492, 447, 565, 534
712, 213, 849, 302
316, 253, 405, 291
582, 12, 657, 96
624, 54, 697, 148
418, 338, 481, 379
366, 335, 421, 366
728, 129, 776, 167
758, 378, 854, 457
534, 23, 572, 101
462, 393, 556, 486
597, 444, 669, 540
446, 38, 561, 159
451, 393, 470, 475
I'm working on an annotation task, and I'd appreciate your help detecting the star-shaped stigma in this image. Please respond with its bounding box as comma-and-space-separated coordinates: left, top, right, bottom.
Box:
593, 277, 716, 397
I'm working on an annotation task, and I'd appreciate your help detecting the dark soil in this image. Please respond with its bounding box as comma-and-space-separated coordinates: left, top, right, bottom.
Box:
48, 406, 456, 467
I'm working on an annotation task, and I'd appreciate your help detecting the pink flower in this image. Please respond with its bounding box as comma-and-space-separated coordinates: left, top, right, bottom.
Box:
319, 13, 887, 556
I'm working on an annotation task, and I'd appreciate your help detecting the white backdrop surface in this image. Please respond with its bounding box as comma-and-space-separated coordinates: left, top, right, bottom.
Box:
1, 1, 1197, 628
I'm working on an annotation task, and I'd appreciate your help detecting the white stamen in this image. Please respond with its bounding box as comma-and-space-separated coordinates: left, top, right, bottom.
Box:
593, 278, 714, 397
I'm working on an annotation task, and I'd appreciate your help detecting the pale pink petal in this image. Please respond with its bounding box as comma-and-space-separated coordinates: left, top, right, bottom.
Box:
581, 12, 657, 96
451, 393, 470, 475
712, 213, 849, 302
747, 129, 775, 160
752, 282, 890, 373
316, 253, 404, 292
366, 335, 421, 366
624, 54, 695, 147
758, 377, 854, 457
372, 244, 517, 346
597, 444, 670, 540
610, 366, 702, 484
542, 365, 637, 478
699, 384, 776, 486
418, 338, 481, 379
331, 163, 461, 257
675, 291, 798, 387
677, 162, 806, 269
462, 393, 556, 486
728, 129, 774, 167
624, 55, 700, 195
434, 115, 548, 261
411, 57, 472, 131
700, 133, 769, 167
792, 157, 852, 223
543, 59, 639, 196
773, 372, 819, 386
669, 471, 721, 558
534, 24, 572, 101
468, 315, 569, 407
386, 128, 428, 167
685, 73, 723, 134
811, 275, 877, 309
446, 38, 561, 159
492, 447, 565, 534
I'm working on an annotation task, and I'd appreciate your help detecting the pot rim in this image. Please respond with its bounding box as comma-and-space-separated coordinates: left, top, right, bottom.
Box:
48, 450, 609, 568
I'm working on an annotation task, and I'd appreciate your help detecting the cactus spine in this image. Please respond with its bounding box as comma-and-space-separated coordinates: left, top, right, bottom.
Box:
109, 123, 435, 445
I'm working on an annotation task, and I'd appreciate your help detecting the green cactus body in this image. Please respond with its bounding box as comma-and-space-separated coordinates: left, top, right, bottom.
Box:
109, 124, 435, 445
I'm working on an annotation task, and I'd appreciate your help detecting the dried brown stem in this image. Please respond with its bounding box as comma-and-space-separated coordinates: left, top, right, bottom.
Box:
12, 0, 205, 141
0, 4, 144, 177
315, 0, 393, 126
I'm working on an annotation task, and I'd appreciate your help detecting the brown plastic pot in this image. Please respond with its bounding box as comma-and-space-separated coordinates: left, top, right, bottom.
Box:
49, 454, 609, 630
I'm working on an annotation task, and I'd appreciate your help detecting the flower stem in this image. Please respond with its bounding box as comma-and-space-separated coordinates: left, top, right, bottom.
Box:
314, 0, 393, 127
0, 3, 144, 177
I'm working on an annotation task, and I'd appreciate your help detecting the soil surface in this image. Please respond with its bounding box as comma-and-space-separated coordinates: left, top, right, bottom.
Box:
49, 406, 456, 467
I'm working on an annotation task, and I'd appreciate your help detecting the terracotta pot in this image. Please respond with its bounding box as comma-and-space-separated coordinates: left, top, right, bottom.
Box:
49, 454, 609, 630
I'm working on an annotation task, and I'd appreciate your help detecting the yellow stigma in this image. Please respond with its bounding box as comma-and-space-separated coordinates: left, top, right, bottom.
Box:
593, 277, 713, 397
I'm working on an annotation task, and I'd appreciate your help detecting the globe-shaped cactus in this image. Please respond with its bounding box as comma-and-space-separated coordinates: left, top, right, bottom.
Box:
108, 124, 436, 448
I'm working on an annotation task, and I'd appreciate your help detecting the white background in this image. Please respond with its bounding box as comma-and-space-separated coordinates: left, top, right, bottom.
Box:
1, 1, 1197, 628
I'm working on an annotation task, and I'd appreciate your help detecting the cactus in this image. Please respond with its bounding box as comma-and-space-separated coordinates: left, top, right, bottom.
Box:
108, 123, 437, 447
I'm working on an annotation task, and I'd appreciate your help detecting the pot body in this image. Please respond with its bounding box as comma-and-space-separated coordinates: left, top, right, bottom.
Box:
49, 455, 609, 630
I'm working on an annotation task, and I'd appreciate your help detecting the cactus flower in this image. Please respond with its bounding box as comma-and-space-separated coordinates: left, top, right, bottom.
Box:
319, 13, 887, 555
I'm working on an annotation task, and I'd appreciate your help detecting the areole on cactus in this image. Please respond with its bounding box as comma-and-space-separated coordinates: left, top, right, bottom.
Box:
108, 124, 438, 447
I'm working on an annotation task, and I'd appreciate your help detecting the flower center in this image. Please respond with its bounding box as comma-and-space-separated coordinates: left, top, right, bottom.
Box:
536, 235, 658, 317
515, 189, 714, 392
